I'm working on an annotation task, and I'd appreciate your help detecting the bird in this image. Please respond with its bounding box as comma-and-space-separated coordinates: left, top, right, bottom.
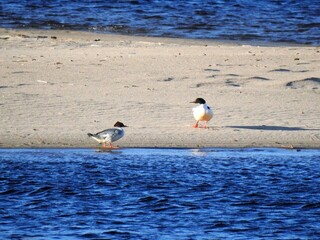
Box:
87, 121, 127, 148
190, 98, 213, 128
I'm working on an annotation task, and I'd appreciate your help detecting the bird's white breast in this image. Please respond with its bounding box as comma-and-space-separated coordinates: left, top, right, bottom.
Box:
192, 104, 213, 121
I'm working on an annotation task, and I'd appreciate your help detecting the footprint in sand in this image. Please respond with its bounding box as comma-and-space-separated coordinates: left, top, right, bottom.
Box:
225, 79, 240, 87
286, 77, 320, 89
159, 77, 174, 82
248, 76, 270, 81
270, 68, 291, 72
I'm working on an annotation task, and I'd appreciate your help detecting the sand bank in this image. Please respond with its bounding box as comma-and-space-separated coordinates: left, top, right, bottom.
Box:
0, 28, 319, 148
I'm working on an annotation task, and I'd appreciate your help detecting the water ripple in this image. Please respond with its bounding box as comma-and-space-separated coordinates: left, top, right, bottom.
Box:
0, 0, 319, 45
0, 148, 320, 239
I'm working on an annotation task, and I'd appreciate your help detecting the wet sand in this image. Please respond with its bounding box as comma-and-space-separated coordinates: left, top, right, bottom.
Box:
1, 28, 319, 148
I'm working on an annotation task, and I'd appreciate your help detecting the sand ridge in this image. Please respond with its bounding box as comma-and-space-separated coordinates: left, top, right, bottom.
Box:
1, 28, 320, 148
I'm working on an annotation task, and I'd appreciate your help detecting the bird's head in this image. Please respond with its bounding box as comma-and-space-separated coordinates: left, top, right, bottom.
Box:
114, 121, 128, 127
190, 98, 206, 104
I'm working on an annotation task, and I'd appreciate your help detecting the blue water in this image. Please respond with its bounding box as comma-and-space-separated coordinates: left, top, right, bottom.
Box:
1, 148, 320, 239
0, 0, 319, 45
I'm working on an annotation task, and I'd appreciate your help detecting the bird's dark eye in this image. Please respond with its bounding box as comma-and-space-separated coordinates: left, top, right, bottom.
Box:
208, 106, 210, 109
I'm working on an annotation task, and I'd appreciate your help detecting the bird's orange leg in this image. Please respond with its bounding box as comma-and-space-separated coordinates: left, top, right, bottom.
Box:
203, 121, 208, 129
193, 121, 199, 128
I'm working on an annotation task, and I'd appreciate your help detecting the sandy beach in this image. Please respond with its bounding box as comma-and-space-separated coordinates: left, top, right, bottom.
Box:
0, 28, 319, 148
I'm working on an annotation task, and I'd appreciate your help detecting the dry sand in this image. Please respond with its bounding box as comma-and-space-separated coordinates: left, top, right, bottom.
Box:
1, 28, 320, 148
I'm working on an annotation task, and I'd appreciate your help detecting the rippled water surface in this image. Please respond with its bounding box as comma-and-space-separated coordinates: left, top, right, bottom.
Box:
1, 0, 319, 45
1, 148, 320, 239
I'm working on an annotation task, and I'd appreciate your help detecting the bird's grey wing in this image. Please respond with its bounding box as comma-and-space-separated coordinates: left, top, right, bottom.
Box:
95, 128, 121, 141
110, 129, 124, 142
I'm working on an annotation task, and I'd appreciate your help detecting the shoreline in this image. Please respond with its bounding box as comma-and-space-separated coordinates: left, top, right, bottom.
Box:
1, 27, 313, 48
1, 147, 320, 150
1, 28, 320, 149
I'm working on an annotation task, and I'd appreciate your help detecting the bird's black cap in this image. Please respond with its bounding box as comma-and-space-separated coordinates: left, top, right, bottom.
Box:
190, 98, 206, 104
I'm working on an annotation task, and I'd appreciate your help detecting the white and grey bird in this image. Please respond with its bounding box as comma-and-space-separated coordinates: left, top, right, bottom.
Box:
87, 121, 127, 148
191, 98, 213, 128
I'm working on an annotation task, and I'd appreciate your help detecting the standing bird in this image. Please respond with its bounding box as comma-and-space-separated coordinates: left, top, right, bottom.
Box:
87, 121, 127, 148
191, 98, 213, 128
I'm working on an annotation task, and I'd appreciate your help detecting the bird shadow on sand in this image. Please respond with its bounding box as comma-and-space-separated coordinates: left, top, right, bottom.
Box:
227, 125, 320, 131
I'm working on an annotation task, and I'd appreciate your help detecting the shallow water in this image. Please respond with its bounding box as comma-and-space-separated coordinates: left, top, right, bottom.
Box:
0, 148, 320, 239
1, 0, 319, 45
